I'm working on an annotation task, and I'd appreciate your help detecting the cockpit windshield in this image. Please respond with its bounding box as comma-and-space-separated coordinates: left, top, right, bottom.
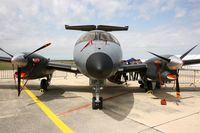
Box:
76, 31, 120, 45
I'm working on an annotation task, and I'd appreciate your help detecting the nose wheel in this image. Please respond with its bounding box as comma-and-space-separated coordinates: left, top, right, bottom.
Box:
92, 85, 103, 110
92, 97, 103, 110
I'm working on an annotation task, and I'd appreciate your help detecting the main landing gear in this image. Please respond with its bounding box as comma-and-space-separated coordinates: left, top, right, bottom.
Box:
40, 74, 52, 92
90, 79, 104, 110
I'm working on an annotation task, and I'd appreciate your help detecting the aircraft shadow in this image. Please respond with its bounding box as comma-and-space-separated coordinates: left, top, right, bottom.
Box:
29, 84, 135, 121
101, 86, 135, 121
151, 86, 200, 102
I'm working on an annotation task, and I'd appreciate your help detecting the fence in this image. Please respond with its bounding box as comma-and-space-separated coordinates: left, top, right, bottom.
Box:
1, 67, 200, 86
0, 70, 68, 79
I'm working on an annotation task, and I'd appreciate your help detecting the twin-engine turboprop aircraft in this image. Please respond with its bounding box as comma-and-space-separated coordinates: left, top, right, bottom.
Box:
0, 25, 200, 110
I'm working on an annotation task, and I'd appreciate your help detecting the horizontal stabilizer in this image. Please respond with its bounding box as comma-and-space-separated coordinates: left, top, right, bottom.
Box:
65, 25, 128, 32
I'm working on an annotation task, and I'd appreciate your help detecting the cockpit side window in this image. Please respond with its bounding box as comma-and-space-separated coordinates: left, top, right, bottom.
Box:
76, 32, 95, 44
99, 32, 119, 44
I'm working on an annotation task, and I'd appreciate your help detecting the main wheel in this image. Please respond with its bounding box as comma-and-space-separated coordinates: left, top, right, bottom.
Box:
155, 81, 161, 89
99, 97, 103, 110
145, 81, 152, 92
140, 84, 144, 88
40, 79, 48, 91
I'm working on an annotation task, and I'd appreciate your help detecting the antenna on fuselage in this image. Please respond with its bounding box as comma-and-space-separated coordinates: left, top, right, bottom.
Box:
65, 25, 129, 32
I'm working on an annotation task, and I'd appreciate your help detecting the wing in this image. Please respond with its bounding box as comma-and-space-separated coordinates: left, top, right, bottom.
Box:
183, 59, 200, 66
47, 62, 80, 73
0, 56, 11, 62
118, 63, 147, 73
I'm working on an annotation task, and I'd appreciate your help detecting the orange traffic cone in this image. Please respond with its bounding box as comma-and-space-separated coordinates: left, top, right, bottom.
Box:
161, 98, 167, 105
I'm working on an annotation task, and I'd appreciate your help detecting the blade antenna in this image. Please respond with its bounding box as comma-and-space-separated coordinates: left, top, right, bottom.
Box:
0, 48, 13, 57
180, 44, 198, 59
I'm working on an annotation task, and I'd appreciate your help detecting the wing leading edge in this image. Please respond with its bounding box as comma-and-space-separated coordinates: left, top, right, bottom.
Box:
0, 56, 11, 62
47, 62, 80, 73
118, 63, 147, 73
183, 59, 200, 66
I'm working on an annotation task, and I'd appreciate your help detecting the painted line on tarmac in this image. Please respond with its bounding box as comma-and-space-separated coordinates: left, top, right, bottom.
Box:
21, 84, 74, 133
104, 92, 130, 101
57, 92, 130, 116
58, 103, 91, 116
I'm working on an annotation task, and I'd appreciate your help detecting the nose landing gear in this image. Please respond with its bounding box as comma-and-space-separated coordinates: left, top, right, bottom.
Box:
90, 79, 104, 110
92, 86, 103, 110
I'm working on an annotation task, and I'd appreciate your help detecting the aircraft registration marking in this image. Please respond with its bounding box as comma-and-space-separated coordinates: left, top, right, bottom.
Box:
21, 83, 74, 133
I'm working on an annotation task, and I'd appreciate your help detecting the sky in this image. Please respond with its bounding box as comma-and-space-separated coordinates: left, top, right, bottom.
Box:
0, 0, 200, 60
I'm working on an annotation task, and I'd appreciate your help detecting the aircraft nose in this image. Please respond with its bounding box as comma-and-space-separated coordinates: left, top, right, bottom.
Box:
86, 52, 113, 79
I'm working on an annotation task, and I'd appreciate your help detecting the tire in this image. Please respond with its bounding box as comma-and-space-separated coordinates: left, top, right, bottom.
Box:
140, 84, 144, 88
155, 81, 161, 89
40, 79, 48, 91
92, 97, 98, 110
99, 97, 103, 110
147, 81, 152, 91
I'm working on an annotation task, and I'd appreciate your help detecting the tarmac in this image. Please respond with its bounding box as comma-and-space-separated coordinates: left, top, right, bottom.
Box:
0, 72, 200, 133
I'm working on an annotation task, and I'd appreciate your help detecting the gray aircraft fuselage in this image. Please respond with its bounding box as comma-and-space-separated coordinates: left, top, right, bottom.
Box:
74, 30, 122, 80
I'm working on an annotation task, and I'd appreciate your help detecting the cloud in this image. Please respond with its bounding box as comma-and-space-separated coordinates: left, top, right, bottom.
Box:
0, 0, 200, 59
132, 0, 177, 20
175, 8, 186, 18
114, 25, 200, 59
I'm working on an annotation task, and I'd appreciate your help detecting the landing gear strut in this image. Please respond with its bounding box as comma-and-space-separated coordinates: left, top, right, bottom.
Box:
90, 80, 104, 110
40, 74, 52, 92
146, 80, 153, 93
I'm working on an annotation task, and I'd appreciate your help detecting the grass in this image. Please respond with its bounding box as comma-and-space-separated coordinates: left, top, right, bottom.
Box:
0, 62, 13, 70
0, 60, 75, 70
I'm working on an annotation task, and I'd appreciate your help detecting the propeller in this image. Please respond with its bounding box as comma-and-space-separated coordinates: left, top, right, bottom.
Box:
0, 43, 51, 96
148, 44, 199, 98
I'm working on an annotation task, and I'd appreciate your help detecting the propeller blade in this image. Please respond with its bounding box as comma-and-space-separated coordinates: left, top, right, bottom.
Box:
17, 67, 21, 96
12, 64, 17, 89
25, 43, 51, 58
175, 72, 181, 98
148, 51, 171, 62
180, 44, 198, 59
0, 48, 13, 57
176, 77, 180, 92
